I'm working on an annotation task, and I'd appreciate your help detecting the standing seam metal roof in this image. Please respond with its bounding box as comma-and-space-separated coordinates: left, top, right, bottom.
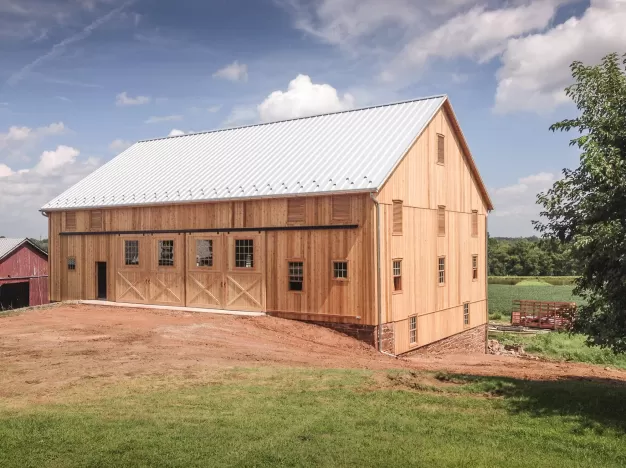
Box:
42, 95, 447, 210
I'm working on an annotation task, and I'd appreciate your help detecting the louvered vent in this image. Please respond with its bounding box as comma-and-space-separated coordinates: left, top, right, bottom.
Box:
331, 196, 351, 222
437, 134, 445, 164
471, 210, 478, 237
90, 210, 103, 230
438, 206, 446, 236
65, 212, 76, 231
287, 198, 305, 224
393, 200, 403, 235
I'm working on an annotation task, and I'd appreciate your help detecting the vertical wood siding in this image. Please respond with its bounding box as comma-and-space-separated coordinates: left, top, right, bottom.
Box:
0, 244, 49, 306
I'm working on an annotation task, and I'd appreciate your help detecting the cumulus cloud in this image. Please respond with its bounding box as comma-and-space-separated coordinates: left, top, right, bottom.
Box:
223, 106, 259, 127
116, 91, 151, 107
489, 171, 557, 236
145, 115, 182, 124
0, 164, 13, 178
213, 61, 248, 82
0, 122, 66, 148
109, 139, 133, 152
258, 74, 355, 122
495, 0, 626, 113
168, 129, 185, 137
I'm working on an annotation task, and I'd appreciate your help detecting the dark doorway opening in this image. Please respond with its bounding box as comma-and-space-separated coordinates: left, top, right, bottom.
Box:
0, 282, 30, 310
97, 262, 107, 300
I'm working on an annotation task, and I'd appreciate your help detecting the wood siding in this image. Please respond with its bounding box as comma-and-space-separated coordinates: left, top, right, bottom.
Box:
377, 106, 489, 354
0, 243, 49, 307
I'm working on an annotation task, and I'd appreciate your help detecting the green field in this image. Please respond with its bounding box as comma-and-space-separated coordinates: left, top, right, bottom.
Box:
1, 368, 626, 468
489, 282, 584, 320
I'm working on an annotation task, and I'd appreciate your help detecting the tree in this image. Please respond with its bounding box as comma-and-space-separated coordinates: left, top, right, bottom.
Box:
535, 53, 626, 353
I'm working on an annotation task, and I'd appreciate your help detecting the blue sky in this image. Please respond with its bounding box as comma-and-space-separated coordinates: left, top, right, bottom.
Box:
0, 0, 624, 238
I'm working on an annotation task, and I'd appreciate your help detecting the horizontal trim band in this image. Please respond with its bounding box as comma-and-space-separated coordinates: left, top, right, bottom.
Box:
60, 224, 359, 236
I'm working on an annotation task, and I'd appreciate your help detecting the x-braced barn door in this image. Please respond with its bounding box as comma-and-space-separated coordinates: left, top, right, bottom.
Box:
224, 233, 265, 312
185, 234, 224, 309
116, 236, 149, 304
148, 234, 185, 306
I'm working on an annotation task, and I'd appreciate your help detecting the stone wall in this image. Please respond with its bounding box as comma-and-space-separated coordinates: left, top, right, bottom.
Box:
401, 324, 487, 356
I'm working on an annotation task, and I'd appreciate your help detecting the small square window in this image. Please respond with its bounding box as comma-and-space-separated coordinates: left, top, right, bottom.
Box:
125, 240, 139, 266
472, 255, 478, 281
67, 256, 76, 271
158, 240, 174, 267
463, 303, 470, 326
288, 261, 304, 291
196, 240, 213, 267
333, 261, 348, 280
409, 315, 417, 344
393, 260, 402, 292
438, 257, 446, 285
235, 239, 254, 268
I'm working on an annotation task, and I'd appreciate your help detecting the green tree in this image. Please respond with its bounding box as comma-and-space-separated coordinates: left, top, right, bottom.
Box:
535, 53, 626, 353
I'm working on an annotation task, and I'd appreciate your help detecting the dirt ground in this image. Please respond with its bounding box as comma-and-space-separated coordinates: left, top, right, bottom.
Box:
1, 303, 624, 399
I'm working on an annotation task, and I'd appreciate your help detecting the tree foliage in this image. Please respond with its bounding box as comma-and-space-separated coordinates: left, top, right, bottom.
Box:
535, 53, 626, 353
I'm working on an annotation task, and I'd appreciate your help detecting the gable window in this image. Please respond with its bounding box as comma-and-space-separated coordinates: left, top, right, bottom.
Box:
288, 261, 304, 291
125, 240, 139, 266
437, 134, 445, 164
463, 303, 470, 326
90, 210, 103, 230
331, 196, 351, 222
333, 261, 348, 281
158, 240, 174, 267
471, 210, 478, 237
438, 257, 446, 285
472, 255, 478, 281
438, 206, 446, 236
393, 200, 403, 235
393, 259, 402, 292
287, 199, 306, 224
65, 212, 76, 232
235, 239, 254, 268
196, 240, 213, 267
67, 256, 76, 271
409, 315, 417, 345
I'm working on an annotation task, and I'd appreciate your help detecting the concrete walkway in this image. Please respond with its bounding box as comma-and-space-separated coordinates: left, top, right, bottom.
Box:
78, 300, 265, 317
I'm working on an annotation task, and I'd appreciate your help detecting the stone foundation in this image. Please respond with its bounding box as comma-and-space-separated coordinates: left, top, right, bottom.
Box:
401, 324, 487, 356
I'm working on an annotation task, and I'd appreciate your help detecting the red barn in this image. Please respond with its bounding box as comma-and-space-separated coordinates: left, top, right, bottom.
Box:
0, 238, 48, 310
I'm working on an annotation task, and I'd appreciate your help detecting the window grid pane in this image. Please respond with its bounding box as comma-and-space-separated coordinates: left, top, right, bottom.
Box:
472, 255, 478, 280
196, 240, 213, 267
158, 240, 174, 266
235, 239, 254, 268
333, 261, 348, 279
463, 303, 470, 326
125, 240, 139, 266
288, 261, 304, 291
438, 257, 445, 284
409, 316, 417, 344
67, 257, 76, 271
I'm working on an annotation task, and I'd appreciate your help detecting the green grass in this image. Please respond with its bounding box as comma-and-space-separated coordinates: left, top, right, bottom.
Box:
491, 332, 626, 370
489, 276, 578, 286
489, 284, 584, 319
1, 368, 626, 468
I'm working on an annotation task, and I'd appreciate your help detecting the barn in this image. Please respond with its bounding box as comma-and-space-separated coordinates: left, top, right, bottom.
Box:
0, 238, 49, 310
42, 95, 493, 355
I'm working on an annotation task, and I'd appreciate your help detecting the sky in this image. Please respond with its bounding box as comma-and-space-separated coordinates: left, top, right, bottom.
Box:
0, 0, 624, 239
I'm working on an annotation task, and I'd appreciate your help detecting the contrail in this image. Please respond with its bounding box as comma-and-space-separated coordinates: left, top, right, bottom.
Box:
6, 0, 136, 86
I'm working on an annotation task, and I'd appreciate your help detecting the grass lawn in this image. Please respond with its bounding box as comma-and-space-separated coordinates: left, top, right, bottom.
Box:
1, 368, 626, 468
489, 283, 584, 320
491, 332, 626, 370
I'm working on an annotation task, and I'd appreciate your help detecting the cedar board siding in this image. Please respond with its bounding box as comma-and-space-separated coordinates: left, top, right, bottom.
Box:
48, 193, 378, 325
378, 106, 489, 354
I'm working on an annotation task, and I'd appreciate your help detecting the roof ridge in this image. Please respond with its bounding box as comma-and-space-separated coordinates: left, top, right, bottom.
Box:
137, 94, 448, 144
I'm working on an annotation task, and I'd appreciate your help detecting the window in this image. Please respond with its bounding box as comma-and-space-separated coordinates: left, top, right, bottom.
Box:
472, 255, 478, 281
67, 257, 76, 271
438, 206, 446, 236
463, 303, 470, 326
409, 315, 417, 344
438, 257, 446, 285
158, 240, 174, 266
90, 210, 103, 230
471, 210, 478, 237
125, 240, 139, 266
393, 200, 403, 235
288, 261, 304, 291
196, 240, 213, 267
393, 260, 402, 292
287, 199, 305, 224
65, 212, 76, 231
437, 134, 445, 164
235, 239, 254, 268
331, 196, 351, 222
333, 261, 348, 280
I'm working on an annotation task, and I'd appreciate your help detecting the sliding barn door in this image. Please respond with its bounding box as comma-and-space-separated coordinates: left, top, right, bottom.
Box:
185, 234, 224, 309
116, 236, 149, 304
224, 233, 265, 312
148, 234, 185, 306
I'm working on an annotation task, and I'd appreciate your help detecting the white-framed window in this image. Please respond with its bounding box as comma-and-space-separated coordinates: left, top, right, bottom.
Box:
393, 259, 402, 292
288, 261, 304, 291
438, 257, 446, 285
463, 303, 470, 326
409, 315, 417, 344
472, 255, 478, 281
333, 261, 348, 281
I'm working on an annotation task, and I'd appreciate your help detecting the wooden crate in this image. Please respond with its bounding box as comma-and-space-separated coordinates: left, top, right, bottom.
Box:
510, 300, 575, 330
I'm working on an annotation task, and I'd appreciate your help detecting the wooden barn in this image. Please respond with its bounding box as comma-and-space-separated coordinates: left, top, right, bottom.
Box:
0, 238, 49, 310
42, 95, 493, 355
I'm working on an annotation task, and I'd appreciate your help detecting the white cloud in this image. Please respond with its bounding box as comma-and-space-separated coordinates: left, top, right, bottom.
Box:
223, 106, 258, 127
109, 139, 132, 152
213, 61, 248, 82
0, 122, 66, 150
168, 129, 185, 137
495, 0, 626, 113
258, 74, 355, 122
489, 171, 557, 236
32, 145, 80, 175
0, 163, 14, 178
145, 115, 182, 124
116, 91, 151, 107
